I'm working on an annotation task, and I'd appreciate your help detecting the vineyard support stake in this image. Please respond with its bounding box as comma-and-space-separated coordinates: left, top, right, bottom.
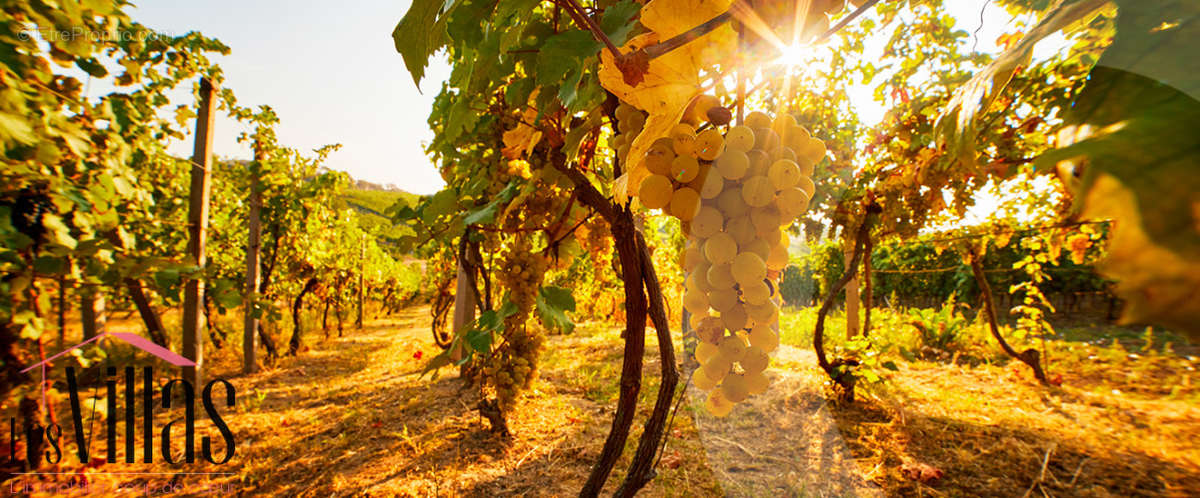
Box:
182, 77, 217, 387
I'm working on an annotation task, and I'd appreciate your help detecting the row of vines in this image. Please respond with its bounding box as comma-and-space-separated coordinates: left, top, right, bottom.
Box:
392, 0, 1197, 494
0, 0, 424, 448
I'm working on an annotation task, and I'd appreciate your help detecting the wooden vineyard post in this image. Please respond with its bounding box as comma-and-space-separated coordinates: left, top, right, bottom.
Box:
449, 258, 475, 362
243, 147, 264, 374
80, 289, 105, 340
57, 277, 67, 349
844, 241, 860, 339
356, 234, 365, 329
862, 235, 873, 337
182, 77, 217, 387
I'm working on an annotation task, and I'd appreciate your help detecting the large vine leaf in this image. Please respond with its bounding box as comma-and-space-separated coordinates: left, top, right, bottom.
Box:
536, 285, 576, 334
392, 0, 463, 89
935, 0, 1110, 168
598, 2, 736, 201
1036, 0, 1200, 337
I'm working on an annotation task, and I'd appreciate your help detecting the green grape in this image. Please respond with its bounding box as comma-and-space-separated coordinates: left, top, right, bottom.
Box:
695, 128, 726, 161
638, 174, 674, 209
645, 137, 676, 175
669, 187, 701, 221
715, 149, 750, 180
725, 125, 756, 152
671, 155, 701, 183
768, 159, 801, 190
741, 175, 775, 208
745, 111, 772, 129
703, 232, 737, 265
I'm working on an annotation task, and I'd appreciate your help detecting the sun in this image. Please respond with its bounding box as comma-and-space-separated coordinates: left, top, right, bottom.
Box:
773, 43, 809, 67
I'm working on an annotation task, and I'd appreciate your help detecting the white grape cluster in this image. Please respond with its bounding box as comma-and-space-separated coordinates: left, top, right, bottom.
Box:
488, 239, 550, 407
611, 103, 647, 164
632, 102, 824, 417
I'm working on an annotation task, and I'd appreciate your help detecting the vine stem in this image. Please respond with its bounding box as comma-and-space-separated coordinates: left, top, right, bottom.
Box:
967, 246, 1050, 385
813, 204, 880, 401
545, 146, 642, 497
616, 231, 681, 496
553, 0, 622, 60
640, 0, 881, 63
645, 11, 733, 60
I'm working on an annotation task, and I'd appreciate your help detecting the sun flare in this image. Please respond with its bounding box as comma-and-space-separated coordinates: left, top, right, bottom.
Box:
773, 42, 809, 67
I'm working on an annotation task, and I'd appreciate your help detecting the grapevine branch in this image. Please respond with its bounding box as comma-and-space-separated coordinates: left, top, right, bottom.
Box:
617, 231, 681, 496
812, 0, 882, 45
966, 246, 1050, 385
813, 203, 880, 402
545, 145, 644, 497
645, 12, 733, 60
580, 207, 646, 497
639, 0, 881, 63
552, 0, 622, 60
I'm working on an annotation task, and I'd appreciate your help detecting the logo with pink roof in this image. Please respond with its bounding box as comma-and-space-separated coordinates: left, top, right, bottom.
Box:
8, 332, 236, 471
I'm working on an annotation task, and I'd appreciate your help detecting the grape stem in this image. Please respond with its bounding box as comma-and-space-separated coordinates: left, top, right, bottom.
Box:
644, 11, 734, 60
552, 0, 623, 60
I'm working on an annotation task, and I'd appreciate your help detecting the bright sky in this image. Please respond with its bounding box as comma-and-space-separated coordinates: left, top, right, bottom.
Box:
120, 0, 451, 195
118, 1, 1064, 198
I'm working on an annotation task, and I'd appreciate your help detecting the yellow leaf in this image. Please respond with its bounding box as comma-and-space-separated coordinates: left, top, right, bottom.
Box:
599, 25, 735, 201
1084, 173, 1200, 338
502, 99, 543, 160
640, 0, 734, 39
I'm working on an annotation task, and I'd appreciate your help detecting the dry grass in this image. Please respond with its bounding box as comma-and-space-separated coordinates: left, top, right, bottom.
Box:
4, 305, 1198, 497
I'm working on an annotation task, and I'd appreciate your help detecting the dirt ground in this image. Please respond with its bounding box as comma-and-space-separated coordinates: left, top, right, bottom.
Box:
4, 305, 1199, 497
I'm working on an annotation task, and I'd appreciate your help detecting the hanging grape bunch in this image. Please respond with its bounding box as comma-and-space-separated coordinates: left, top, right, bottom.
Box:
611, 103, 647, 164
484, 238, 550, 407
629, 97, 824, 417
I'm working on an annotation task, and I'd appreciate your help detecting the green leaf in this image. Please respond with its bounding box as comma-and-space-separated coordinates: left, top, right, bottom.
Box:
0, 112, 36, 146
498, 298, 519, 319
42, 214, 77, 250
563, 110, 602, 161
536, 285, 576, 334
465, 328, 492, 352
535, 30, 601, 89
600, 0, 642, 46
936, 0, 1109, 167
75, 57, 109, 78
505, 77, 535, 109
463, 182, 519, 226
33, 256, 66, 275
477, 309, 502, 331
881, 361, 899, 372
393, 0, 460, 90
422, 189, 459, 224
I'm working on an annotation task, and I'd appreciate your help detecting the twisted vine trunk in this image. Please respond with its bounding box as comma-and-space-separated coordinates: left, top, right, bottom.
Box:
581, 208, 646, 497
616, 232, 680, 496
202, 289, 226, 349
125, 279, 169, 346
967, 248, 1049, 385
863, 237, 873, 338
0, 323, 27, 416
289, 277, 320, 355
547, 133, 678, 496
814, 206, 879, 402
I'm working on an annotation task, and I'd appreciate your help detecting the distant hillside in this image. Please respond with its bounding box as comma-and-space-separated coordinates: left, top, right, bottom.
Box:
339, 182, 423, 244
